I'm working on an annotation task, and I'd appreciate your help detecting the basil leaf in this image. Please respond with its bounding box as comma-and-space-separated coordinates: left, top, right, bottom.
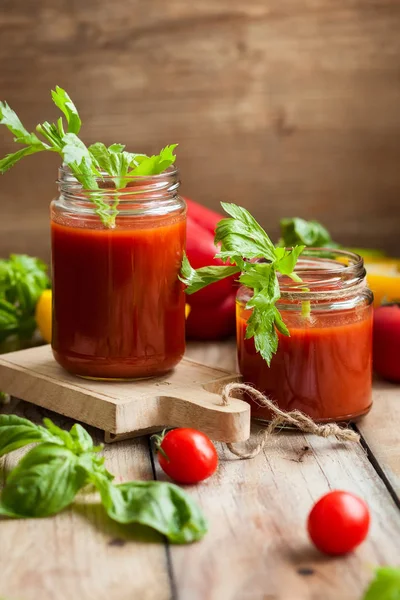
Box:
7, 254, 50, 313
69, 423, 94, 453
279, 217, 338, 248
93, 475, 207, 544
0, 299, 20, 340
51, 86, 81, 135
0, 444, 88, 517
363, 567, 400, 600
0, 415, 61, 457
180, 253, 240, 295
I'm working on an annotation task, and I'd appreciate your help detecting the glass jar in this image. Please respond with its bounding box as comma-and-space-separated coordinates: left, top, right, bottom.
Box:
236, 249, 373, 423
51, 166, 186, 380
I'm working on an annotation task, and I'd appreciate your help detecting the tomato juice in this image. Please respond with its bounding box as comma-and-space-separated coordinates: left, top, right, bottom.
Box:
237, 304, 373, 422
51, 213, 186, 379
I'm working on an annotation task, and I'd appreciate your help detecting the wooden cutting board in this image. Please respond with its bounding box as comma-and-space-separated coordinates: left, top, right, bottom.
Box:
0, 345, 250, 443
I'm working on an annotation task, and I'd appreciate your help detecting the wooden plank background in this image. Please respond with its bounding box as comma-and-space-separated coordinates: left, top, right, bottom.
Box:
1, 0, 400, 262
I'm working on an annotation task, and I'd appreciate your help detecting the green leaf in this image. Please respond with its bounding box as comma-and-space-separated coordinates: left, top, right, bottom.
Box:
0, 254, 49, 343
6, 254, 50, 313
215, 203, 277, 264
245, 304, 279, 366
131, 144, 178, 176
36, 121, 64, 151
0, 415, 61, 458
0, 101, 45, 146
180, 203, 305, 365
0, 91, 178, 226
363, 567, 400, 600
0, 444, 88, 517
42, 418, 76, 448
88, 142, 147, 189
69, 423, 94, 453
108, 143, 125, 153
51, 86, 81, 134
274, 246, 305, 276
93, 474, 208, 544
0, 299, 20, 337
279, 217, 338, 248
0, 145, 47, 174
239, 262, 278, 299
180, 253, 240, 295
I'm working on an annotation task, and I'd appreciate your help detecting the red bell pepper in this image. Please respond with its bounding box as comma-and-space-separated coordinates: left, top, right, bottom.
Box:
184, 198, 224, 236
185, 198, 237, 339
186, 293, 236, 340
186, 217, 234, 306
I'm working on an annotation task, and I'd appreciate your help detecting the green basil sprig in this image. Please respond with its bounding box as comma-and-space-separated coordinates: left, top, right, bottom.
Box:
0, 415, 207, 544
0, 254, 50, 346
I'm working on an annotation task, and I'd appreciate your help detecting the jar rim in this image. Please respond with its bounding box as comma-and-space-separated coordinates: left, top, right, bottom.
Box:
277, 248, 365, 294
238, 248, 369, 304
284, 247, 363, 276
57, 165, 181, 204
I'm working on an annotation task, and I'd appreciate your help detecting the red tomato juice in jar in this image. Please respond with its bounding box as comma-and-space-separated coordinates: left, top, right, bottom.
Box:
236, 250, 373, 422
51, 167, 186, 379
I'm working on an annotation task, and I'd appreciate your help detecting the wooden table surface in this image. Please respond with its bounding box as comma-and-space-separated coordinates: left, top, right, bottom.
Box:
1, 340, 399, 600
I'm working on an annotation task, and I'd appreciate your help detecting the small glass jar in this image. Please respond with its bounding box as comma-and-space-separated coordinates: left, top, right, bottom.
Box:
236, 249, 373, 423
51, 166, 186, 380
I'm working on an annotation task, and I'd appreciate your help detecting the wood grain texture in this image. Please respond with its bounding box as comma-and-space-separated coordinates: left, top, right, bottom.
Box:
156, 428, 400, 600
1, 0, 400, 261
1, 341, 400, 600
356, 378, 400, 500
0, 345, 250, 442
0, 401, 171, 600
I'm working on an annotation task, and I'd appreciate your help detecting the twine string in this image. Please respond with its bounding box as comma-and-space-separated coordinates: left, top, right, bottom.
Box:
221, 382, 360, 459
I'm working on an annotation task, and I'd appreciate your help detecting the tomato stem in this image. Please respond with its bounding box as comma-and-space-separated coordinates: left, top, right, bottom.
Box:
151, 430, 170, 462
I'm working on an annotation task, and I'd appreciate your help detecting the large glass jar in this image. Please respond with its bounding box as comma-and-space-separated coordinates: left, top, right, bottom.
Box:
51, 166, 186, 379
236, 249, 373, 423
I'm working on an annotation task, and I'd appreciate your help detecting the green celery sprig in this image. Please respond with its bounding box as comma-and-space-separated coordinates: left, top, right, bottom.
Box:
180, 203, 306, 366
0, 87, 178, 227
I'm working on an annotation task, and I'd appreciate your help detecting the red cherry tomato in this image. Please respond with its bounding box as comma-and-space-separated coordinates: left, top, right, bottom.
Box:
307, 491, 370, 555
156, 428, 218, 484
373, 304, 400, 382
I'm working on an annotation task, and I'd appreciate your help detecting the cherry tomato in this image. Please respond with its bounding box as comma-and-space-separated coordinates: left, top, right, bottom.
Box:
156, 428, 218, 484
373, 303, 400, 382
307, 491, 370, 555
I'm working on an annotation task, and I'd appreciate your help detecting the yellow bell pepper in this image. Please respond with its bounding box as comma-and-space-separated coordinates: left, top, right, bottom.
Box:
365, 259, 400, 306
